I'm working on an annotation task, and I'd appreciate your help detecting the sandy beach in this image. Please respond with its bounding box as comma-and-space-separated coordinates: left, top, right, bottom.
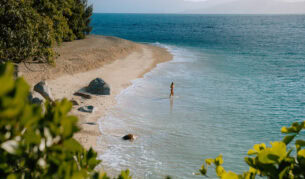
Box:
19, 35, 172, 150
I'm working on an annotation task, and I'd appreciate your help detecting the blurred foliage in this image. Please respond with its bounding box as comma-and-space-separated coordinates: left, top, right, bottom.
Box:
197, 121, 305, 178
0, 0, 93, 63
0, 63, 133, 178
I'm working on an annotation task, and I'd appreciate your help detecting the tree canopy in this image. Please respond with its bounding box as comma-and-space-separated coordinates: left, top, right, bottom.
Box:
0, 0, 93, 63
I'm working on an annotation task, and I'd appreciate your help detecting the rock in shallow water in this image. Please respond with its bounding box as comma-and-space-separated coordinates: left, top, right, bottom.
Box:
87, 78, 110, 95
122, 134, 136, 141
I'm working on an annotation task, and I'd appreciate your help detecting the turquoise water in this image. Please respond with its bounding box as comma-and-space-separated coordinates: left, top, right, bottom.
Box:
91, 14, 305, 178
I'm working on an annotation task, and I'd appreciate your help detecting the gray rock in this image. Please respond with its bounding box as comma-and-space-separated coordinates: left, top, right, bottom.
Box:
102, 83, 110, 95
32, 97, 43, 105
34, 81, 54, 102
78, 106, 95, 113
87, 78, 110, 95
28, 92, 44, 105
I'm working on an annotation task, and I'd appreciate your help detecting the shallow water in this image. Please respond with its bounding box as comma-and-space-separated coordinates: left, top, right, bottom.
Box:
92, 14, 305, 178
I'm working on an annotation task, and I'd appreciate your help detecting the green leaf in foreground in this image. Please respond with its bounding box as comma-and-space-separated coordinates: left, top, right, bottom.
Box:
200, 121, 305, 178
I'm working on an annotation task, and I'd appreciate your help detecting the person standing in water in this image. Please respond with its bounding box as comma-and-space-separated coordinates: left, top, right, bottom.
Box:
170, 82, 174, 97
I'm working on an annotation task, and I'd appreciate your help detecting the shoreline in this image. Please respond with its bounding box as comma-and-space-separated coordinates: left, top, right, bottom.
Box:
19, 35, 173, 149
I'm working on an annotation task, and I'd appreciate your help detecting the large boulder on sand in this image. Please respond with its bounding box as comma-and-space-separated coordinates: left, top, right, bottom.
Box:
87, 78, 110, 95
34, 81, 54, 102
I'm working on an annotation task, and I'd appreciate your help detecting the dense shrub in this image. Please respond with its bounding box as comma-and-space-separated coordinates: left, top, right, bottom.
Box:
32, 0, 74, 43
67, 0, 93, 40
0, 0, 93, 63
0, 0, 55, 63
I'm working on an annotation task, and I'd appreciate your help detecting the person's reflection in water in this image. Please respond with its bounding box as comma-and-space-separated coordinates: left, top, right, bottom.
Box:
170, 97, 174, 114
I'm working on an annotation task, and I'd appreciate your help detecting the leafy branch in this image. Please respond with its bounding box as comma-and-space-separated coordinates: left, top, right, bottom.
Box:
197, 121, 305, 179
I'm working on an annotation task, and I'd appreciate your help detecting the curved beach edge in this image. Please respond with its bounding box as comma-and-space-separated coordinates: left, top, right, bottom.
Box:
19, 35, 173, 150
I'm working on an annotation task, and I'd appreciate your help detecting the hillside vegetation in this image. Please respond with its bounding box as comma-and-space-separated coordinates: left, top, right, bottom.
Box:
0, 0, 93, 63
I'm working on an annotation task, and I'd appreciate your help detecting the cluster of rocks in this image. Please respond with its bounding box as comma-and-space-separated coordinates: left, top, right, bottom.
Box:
29, 78, 136, 142
29, 77, 111, 106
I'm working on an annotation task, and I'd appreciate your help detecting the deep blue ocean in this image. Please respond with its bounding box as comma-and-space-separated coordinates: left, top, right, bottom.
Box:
91, 14, 305, 178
